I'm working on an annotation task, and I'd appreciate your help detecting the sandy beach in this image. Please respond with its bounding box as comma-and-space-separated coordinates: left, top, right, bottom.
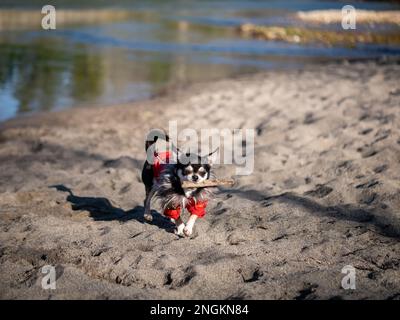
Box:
0, 60, 399, 299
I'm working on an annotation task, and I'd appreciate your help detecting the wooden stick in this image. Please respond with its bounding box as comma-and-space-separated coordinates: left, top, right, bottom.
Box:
182, 178, 235, 189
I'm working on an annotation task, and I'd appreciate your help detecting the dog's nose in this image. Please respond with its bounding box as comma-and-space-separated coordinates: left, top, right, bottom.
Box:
192, 175, 198, 182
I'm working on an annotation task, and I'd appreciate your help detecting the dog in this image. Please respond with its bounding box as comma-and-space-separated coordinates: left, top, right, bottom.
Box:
141, 129, 216, 236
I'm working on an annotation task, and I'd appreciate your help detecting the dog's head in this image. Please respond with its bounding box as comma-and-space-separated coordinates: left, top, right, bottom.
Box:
176, 150, 217, 184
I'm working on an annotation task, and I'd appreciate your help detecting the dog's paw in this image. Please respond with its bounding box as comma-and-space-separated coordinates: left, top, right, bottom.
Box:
174, 223, 186, 236
144, 213, 153, 222
183, 226, 193, 237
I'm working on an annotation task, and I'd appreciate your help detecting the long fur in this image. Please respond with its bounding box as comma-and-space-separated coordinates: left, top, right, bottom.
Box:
154, 164, 214, 212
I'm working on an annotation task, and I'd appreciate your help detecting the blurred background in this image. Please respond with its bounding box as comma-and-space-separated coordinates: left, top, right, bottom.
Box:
0, 0, 399, 121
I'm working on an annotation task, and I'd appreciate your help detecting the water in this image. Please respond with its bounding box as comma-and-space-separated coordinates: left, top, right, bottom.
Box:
1, 0, 399, 121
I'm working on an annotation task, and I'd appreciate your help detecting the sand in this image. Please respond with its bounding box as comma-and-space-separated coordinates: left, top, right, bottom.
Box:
0, 60, 399, 300
296, 10, 400, 25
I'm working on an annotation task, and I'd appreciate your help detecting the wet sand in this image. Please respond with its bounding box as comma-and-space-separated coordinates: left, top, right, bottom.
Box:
0, 61, 399, 299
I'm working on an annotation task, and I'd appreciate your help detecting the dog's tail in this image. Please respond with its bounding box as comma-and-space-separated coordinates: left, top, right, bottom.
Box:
145, 128, 179, 154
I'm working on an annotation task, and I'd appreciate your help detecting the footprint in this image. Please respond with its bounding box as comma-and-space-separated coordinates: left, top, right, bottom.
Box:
91, 247, 111, 257
272, 233, 288, 242
136, 244, 155, 252
373, 164, 388, 173
214, 201, 228, 215
103, 156, 141, 170
359, 128, 373, 135
30, 141, 44, 153
336, 160, 352, 173
294, 283, 318, 300
358, 146, 378, 158
238, 267, 263, 283
175, 267, 196, 288
355, 179, 379, 189
303, 112, 318, 125
256, 122, 267, 136
214, 207, 228, 215
261, 200, 273, 207
357, 191, 377, 205
119, 184, 132, 194
98, 226, 111, 236
304, 184, 333, 198
227, 232, 246, 245
373, 129, 391, 144
164, 272, 173, 286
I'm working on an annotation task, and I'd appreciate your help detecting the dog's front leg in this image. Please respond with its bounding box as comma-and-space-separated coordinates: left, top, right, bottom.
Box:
143, 188, 156, 222
183, 215, 198, 237
174, 217, 186, 236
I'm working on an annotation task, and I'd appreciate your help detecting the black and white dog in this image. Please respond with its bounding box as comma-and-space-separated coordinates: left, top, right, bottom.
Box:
141, 129, 216, 236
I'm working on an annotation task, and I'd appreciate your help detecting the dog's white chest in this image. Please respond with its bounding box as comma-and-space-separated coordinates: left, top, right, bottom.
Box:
184, 188, 195, 198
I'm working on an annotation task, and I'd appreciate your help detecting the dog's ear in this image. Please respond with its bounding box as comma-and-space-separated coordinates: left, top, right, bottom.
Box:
175, 147, 185, 164
177, 149, 192, 165
203, 147, 219, 166
176, 150, 181, 164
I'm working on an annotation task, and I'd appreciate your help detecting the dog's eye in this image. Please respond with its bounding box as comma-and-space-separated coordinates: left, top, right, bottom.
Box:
184, 168, 193, 175
198, 171, 206, 177
198, 167, 207, 177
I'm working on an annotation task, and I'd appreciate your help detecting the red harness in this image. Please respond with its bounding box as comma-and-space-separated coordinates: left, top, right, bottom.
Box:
152, 151, 172, 181
152, 151, 207, 220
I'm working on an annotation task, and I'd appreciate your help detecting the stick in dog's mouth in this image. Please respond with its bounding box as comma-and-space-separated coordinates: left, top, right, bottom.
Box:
181, 178, 235, 189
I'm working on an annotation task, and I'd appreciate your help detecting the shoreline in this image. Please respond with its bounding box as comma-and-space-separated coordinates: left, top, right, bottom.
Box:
2, 56, 399, 126
1, 61, 400, 299
1, 8, 399, 30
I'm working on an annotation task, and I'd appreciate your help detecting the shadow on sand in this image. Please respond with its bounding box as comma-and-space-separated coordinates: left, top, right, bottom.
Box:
218, 187, 400, 239
50, 184, 175, 232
